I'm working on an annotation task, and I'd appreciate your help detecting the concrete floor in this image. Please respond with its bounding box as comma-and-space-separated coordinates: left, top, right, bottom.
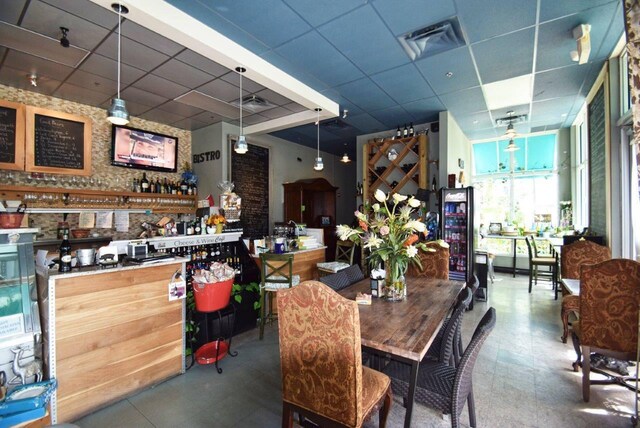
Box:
74, 273, 638, 427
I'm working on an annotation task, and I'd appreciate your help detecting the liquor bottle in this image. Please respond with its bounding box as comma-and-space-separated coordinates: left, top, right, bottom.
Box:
141, 173, 150, 193
180, 178, 188, 195
431, 175, 437, 192
194, 218, 201, 235
163, 178, 169, 194
59, 233, 72, 273
409, 122, 414, 137
155, 178, 161, 194
402, 124, 408, 137
395, 126, 401, 138
187, 183, 193, 195
132, 178, 139, 193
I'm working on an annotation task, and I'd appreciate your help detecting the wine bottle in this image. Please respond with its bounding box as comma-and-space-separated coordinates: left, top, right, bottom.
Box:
180, 178, 188, 195
132, 178, 139, 193
163, 178, 169, 194
409, 122, 414, 137
59, 233, 72, 273
431, 175, 437, 191
395, 126, 401, 138
402, 124, 408, 137
141, 173, 150, 193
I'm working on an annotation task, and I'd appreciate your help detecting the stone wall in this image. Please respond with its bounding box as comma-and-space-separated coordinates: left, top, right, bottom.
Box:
0, 84, 192, 239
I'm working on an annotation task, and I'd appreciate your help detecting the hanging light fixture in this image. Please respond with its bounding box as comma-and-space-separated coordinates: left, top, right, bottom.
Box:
505, 138, 520, 152
504, 122, 517, 138
340, 143, 351, 163
107, 3, 130, 125
313, 108, 323, 171
234, 66, 248, 154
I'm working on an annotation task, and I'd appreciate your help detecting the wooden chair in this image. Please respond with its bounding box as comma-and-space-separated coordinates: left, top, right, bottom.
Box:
258, 253, 299, 340
559, 239, 611, 343
406, 241, 450, 280
317, 240, 356, 277
277, 281, 392, 427
524, 235, 558, 298
570, 259, 640, 402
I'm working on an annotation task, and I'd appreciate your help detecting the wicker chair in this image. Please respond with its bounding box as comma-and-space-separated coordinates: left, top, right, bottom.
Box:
383, 307, 496, 428
559, 240, 611, 343
406, 241, 450, 279
524, 235, 558, 297
278, 281, 392, 427
570, 259, 640, 402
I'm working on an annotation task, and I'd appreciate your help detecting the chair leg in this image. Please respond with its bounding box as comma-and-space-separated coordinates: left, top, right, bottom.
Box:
379, 386, 392, 428
582, 345, 591, 402
467, 387, 476, 427
259, 289, 267, 340
282, 402, 294, 428
571, 331, 582, 371
560, 304, 570, 344
528, 265, 533, 293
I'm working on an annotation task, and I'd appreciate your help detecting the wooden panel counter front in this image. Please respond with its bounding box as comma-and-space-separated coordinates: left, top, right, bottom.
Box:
253, 247, 326, 281
44, 260, 185, 423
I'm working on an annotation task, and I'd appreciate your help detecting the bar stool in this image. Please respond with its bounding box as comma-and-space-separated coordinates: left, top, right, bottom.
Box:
259, 253, 299, 340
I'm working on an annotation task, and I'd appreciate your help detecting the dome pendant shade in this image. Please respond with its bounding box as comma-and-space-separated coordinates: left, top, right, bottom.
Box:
107, 98, 129, 125
505, 139, 520, 152
313, 156, 324, 171
234, 135, 248, 154
341, 153, 351, 163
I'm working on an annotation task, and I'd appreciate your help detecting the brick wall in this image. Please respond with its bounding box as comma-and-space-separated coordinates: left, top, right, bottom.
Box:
231, 143, 269, 239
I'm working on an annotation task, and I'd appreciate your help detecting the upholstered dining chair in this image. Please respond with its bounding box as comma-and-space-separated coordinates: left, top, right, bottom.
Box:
258, 253, 299, 340
570, 259, 640, 402
317, 240, 356, 277
559, 239, 611, 343
277, 281, 392, 427
406, 241, 450, 279
524, 235, 558, 298
383, 307, 496, 428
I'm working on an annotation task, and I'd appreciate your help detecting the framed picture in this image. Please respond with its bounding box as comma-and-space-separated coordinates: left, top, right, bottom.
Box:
320, 215, 332, 226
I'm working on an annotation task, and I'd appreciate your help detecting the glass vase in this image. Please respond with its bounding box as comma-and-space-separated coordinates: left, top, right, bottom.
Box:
384, 258, 407, 301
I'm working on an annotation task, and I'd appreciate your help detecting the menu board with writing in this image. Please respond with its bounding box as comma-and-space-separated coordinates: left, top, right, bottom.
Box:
25, 106, 92, 176
0, 99, 25, 171
588, 84, 607, 238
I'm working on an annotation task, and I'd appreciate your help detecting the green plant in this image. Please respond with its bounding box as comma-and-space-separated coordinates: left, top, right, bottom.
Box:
232, 282, 261, 311
185, 289, 199, 357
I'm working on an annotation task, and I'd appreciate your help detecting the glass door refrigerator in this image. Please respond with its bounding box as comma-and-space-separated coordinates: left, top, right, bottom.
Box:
440, 187, 474, 282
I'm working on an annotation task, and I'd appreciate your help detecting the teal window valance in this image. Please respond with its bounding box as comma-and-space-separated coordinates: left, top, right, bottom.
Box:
472, 134, 556, 175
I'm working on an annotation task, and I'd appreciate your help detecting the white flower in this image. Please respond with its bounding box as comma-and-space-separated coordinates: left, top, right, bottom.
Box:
354, 210, 367, 221
403, 220, 426, 232
405, 245, 418, 258
364, 234, 383, 249
408, 197, 421, 208
372, 203, 380, 212
392, 193, 408, 203
336, 224, 358, 241
374, 189, 387, 203
399, 204, 412, 219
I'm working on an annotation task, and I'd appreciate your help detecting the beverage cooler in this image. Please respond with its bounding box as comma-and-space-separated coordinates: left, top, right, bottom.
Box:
440, 187, 474, 282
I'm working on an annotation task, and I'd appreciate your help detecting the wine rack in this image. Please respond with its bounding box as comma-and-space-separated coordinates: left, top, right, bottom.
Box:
362, 134, 428, 201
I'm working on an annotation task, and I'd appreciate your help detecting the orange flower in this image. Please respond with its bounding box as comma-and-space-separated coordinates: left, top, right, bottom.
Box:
403, 234, 418, 247
358, 219, 368, 231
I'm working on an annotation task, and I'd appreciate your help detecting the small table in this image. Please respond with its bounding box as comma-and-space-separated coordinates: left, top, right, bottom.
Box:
561, 278, 580, 295
338, 277, 464, 428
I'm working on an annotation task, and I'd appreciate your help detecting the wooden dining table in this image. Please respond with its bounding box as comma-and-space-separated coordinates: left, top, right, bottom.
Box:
338, 276, 465, 428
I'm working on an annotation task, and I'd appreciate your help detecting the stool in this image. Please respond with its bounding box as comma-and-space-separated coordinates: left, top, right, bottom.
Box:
487, 253, 495, 283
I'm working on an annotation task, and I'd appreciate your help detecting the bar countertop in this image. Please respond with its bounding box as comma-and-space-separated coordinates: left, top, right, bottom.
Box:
45, 257, 187, 279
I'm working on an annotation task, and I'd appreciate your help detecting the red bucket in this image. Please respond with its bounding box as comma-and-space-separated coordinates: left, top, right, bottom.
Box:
192, 278, 233, 312
0, 213, 24, 228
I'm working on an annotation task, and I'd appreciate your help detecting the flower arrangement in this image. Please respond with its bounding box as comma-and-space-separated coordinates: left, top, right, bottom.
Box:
207, 214, 226, 226
337, 189, 431, 300
181, 161, 198, 186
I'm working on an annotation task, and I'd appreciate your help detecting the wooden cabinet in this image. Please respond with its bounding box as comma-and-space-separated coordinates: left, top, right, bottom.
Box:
362, 134, 428, 202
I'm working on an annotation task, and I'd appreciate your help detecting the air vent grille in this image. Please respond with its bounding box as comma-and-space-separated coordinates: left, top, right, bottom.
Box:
398, 17, 465, 61
230, 95, 275, 113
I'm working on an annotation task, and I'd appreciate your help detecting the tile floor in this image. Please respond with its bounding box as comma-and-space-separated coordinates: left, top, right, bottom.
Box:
74, 273, 638, 427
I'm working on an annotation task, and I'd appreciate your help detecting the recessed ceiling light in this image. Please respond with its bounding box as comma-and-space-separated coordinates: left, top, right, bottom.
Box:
483, 74, 533, 110
445, 71, 453, 78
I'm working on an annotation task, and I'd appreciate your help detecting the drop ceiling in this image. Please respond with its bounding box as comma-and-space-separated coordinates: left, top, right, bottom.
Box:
0, 0, 625, 159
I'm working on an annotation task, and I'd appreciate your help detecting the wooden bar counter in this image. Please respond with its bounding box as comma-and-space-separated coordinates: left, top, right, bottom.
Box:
253, 247, 326, 281
39, 259, 185, 423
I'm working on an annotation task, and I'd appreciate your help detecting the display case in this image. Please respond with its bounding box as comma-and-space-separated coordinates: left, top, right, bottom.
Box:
440, 188, 475, 282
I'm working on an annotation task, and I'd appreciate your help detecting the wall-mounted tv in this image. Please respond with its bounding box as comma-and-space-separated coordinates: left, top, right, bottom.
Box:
111, 125, 178, 173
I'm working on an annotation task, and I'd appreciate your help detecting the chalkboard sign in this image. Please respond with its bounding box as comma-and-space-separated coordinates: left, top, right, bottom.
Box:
25, 107, 92, 176
0, 100, 25, 171
588, 83, 607, 239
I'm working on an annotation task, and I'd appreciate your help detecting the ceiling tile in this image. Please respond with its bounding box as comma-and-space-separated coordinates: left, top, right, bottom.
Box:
595, 3, 624, 60
373, 0, 456, 35
536, 2, 619, 72
416, 46, 480, 95
0, 64, 61, 95
318, 5, 409, 75
319, 88, 364, 116
260, 106, 292, 119
201, 0, 311, 48
283, 0, 363, 27
439, 86, 487, 115
64, 69, 117, 95
472, 28, 535, 84
371, 63, 434, 104
490, 104, 530, 120
530, 96, 576, 122
171, 117, 207, 130
533, 64, 588, 101
369, 105, 411, 129
275, 31, 364, 87
158, 100, 205, 118
21, 0, 110, 51
133, 74, 190, 100
95, 33, 169, 72
121, 20, 183, 57
190, 110, 225, 125
453, 111, 494, 131
466, 128, 500, 141
259, 50, 330, 91
140, 108, 185, 125
458, 0, 536, 43
344, 113, 388, 133
254, 88, 294, 106
4, 49, 75, 81
175, 91, 239, 118
337, 77, 397, 111
79, 53, 145, 84
153, 59, 214, 88
282, 102, 307, 113
220, 72, 265, 94
175, 49, 230, 77
41, 0, 115, 29
242, 114, 268, 125
198, 78, 244, 102
120, 86, 168, 107
402, 96, 446, 122
54, 82, 109, 105
539, 0, 618, 22
0, 0, 26, 25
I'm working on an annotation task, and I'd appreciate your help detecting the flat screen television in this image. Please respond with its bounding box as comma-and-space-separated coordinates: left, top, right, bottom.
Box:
111, 125, 178, 173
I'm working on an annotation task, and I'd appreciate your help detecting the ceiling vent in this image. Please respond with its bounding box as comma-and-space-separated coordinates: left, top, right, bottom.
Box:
398, 17, 465, 61
230, 95, 274, 113
495, 114, 528, 126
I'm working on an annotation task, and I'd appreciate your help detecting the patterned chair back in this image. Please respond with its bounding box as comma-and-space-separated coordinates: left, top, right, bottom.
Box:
406, 241, 449, 279
561, 239, 611, 279
277, 281, 364, 427
579, 259, 640, 353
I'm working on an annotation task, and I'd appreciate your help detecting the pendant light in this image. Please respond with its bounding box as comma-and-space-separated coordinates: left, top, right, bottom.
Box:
313, 108, 323, 171
505, 138, 520, 152
107, 3, 129, 125
340, 143, 351, 163
234, 66, 248, 154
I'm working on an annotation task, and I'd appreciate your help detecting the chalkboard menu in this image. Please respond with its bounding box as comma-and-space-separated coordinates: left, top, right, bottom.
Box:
0, 100, 25, 171
588, 84, 607, 238
232, 140, 269, 238
26, 107, 92, 175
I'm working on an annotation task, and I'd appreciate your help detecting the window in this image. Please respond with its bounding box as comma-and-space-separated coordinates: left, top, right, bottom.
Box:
472, 134, 556, 176
574, 110, 589, 229
620, 49, 632, 116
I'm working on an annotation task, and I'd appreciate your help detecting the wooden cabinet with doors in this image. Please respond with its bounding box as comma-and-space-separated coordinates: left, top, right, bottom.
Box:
283, 178, 337, 260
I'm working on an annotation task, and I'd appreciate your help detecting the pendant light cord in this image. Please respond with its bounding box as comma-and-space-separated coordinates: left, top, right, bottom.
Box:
117, 4, 121, 99
239, 70, 243, 135
316, 109, 320, 156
